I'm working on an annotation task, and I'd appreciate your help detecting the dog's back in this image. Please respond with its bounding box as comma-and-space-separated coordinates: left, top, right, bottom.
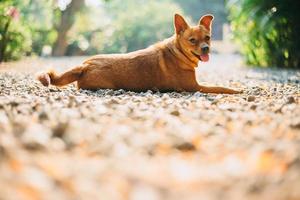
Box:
78, 47, 164, 90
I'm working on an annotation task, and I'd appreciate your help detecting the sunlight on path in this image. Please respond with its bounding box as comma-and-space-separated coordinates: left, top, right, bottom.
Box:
0, 54, 299, 200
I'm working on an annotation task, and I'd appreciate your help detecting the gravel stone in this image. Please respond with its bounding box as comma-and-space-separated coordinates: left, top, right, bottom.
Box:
247, 95, 256, 102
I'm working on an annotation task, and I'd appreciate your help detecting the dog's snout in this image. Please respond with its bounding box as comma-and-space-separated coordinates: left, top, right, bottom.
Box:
201, 46, 209, 54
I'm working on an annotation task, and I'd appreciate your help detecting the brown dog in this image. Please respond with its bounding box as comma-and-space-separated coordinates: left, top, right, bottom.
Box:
38, 14, 241, 94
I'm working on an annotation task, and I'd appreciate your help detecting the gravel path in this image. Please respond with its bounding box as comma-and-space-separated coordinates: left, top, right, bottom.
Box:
0, 55, 299, 200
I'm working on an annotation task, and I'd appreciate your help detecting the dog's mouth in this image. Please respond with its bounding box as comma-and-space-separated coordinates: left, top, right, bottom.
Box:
191, 51, 209, 62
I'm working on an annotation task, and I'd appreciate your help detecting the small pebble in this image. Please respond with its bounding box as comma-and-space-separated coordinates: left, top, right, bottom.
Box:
170, 110, 180, 116
38, 110, 49, 120
247, 95, 256, 102
286, 96, 296, 104
250, 104, 257, 110
174, 142, 196, 151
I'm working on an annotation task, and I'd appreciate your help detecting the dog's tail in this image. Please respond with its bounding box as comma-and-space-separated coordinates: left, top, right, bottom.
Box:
37, 65, 84, 87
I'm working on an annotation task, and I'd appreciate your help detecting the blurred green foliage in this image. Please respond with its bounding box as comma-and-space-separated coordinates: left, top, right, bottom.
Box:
227, 0, 300, 68
98, 0, 183, 53
0, 0, 31, 62
23, 0, 57, 56
0, 0, 57, 61
6, 0, 298, 69
0, 0, 227, 61
2, 0, 229, 61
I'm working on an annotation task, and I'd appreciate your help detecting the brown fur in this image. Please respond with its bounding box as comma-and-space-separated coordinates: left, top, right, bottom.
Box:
37, 14, 241, 94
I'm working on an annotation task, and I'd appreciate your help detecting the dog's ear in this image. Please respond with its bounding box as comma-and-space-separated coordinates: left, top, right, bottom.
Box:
174, 14, 189, 35
199, 14, 214, 31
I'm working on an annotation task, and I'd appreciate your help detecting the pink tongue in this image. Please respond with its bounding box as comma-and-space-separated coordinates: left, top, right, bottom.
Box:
200, 54, 209, 62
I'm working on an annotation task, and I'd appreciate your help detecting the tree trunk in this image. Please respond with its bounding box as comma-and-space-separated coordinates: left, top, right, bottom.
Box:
0, 20, 11, 62
52, 0, 84, 56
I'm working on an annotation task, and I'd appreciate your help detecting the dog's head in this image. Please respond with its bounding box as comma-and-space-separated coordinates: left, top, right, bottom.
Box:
174, 14, 214, 63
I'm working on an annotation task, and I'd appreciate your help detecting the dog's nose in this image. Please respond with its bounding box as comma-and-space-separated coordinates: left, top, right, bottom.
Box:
201, 46, 209, 54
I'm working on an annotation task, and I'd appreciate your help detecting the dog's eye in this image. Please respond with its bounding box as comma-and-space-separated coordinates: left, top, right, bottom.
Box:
189, 38, 197, 44
205, 36, 211, 41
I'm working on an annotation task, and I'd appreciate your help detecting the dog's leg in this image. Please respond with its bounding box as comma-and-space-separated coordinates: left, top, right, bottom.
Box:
197, 84, 241, 94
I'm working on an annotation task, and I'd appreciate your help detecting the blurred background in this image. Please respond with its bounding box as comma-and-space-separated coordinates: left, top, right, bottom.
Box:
0, 0, 299, 68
